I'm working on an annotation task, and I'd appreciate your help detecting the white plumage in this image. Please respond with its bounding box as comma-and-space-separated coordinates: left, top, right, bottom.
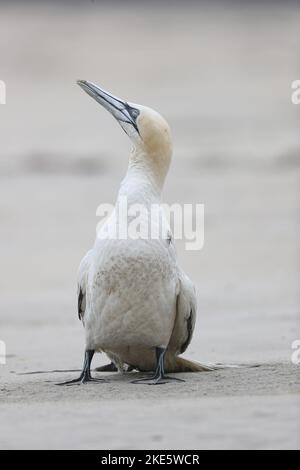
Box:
60, 81, 211, 386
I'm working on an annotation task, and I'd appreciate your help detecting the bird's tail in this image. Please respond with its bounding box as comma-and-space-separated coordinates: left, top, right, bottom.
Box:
166, 356, 214, 373
166, 355, 256, 373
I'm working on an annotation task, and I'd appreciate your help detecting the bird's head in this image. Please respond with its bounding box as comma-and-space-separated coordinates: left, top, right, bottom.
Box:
77, 80, 172, 186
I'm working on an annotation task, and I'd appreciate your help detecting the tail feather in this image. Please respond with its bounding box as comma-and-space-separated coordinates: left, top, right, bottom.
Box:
166, 356, 258, 373
166, 356, 214, 373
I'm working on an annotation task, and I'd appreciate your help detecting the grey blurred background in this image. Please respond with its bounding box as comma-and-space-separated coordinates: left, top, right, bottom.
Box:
0, 0, 299, 449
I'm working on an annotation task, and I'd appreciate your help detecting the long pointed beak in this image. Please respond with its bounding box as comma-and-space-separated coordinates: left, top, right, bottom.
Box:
77, 80, 140, 136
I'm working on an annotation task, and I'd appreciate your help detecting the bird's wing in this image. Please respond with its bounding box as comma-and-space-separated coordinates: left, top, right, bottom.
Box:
168, 270, 197, 355
77, 250, 93, 323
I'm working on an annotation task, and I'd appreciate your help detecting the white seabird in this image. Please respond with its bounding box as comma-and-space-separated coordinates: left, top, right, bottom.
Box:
60, 80, 212, 386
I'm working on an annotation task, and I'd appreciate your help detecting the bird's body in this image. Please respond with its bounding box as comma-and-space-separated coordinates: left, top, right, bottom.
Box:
60, 80, 210, 386
78, 166, 201, 373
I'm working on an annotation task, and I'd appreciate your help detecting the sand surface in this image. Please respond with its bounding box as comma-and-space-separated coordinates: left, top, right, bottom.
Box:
0, 1, 299, 449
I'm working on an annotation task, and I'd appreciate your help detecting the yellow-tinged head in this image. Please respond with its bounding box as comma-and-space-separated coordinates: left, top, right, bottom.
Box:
77, 80, 172, 186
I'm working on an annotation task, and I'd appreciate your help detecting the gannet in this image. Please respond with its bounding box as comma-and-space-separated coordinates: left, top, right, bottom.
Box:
59, 80, 212, 386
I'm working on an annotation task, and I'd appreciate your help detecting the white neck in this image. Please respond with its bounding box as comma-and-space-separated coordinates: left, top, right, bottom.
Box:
117, 147, 170, 204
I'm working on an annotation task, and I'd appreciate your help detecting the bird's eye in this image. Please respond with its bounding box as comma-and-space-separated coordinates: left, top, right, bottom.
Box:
130, 108, 140, 120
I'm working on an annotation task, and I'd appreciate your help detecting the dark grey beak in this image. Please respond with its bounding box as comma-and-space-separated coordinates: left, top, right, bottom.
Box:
77, 80, 140, 136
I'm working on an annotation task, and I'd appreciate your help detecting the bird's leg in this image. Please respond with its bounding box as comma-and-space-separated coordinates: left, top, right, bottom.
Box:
131, 347, 185, 385
95, 362, 118, 372
56, 350, 107, 386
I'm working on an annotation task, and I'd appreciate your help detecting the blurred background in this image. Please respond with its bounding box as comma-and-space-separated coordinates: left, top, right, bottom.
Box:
0, 0, 299, 449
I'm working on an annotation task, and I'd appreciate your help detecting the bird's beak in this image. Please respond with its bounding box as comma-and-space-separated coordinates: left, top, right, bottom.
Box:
77, 80, 140, 136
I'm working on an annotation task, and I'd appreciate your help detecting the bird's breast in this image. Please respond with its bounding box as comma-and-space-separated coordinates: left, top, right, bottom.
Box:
91, 238, 175, 294
84, 238, 178, 350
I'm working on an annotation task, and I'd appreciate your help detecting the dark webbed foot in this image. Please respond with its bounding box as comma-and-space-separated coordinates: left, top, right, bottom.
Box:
131, 348, 185, 385
132, 375, 184, 385
56, 350, 107, 386
57, 375, 106, 386
95, 362, 118, 372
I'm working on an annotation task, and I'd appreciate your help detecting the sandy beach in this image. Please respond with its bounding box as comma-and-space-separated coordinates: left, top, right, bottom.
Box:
0, 1, 299, 449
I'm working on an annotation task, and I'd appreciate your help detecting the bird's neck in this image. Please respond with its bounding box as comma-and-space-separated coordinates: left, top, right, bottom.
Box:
118, 165, 160, 205
117, 148, 170, 204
